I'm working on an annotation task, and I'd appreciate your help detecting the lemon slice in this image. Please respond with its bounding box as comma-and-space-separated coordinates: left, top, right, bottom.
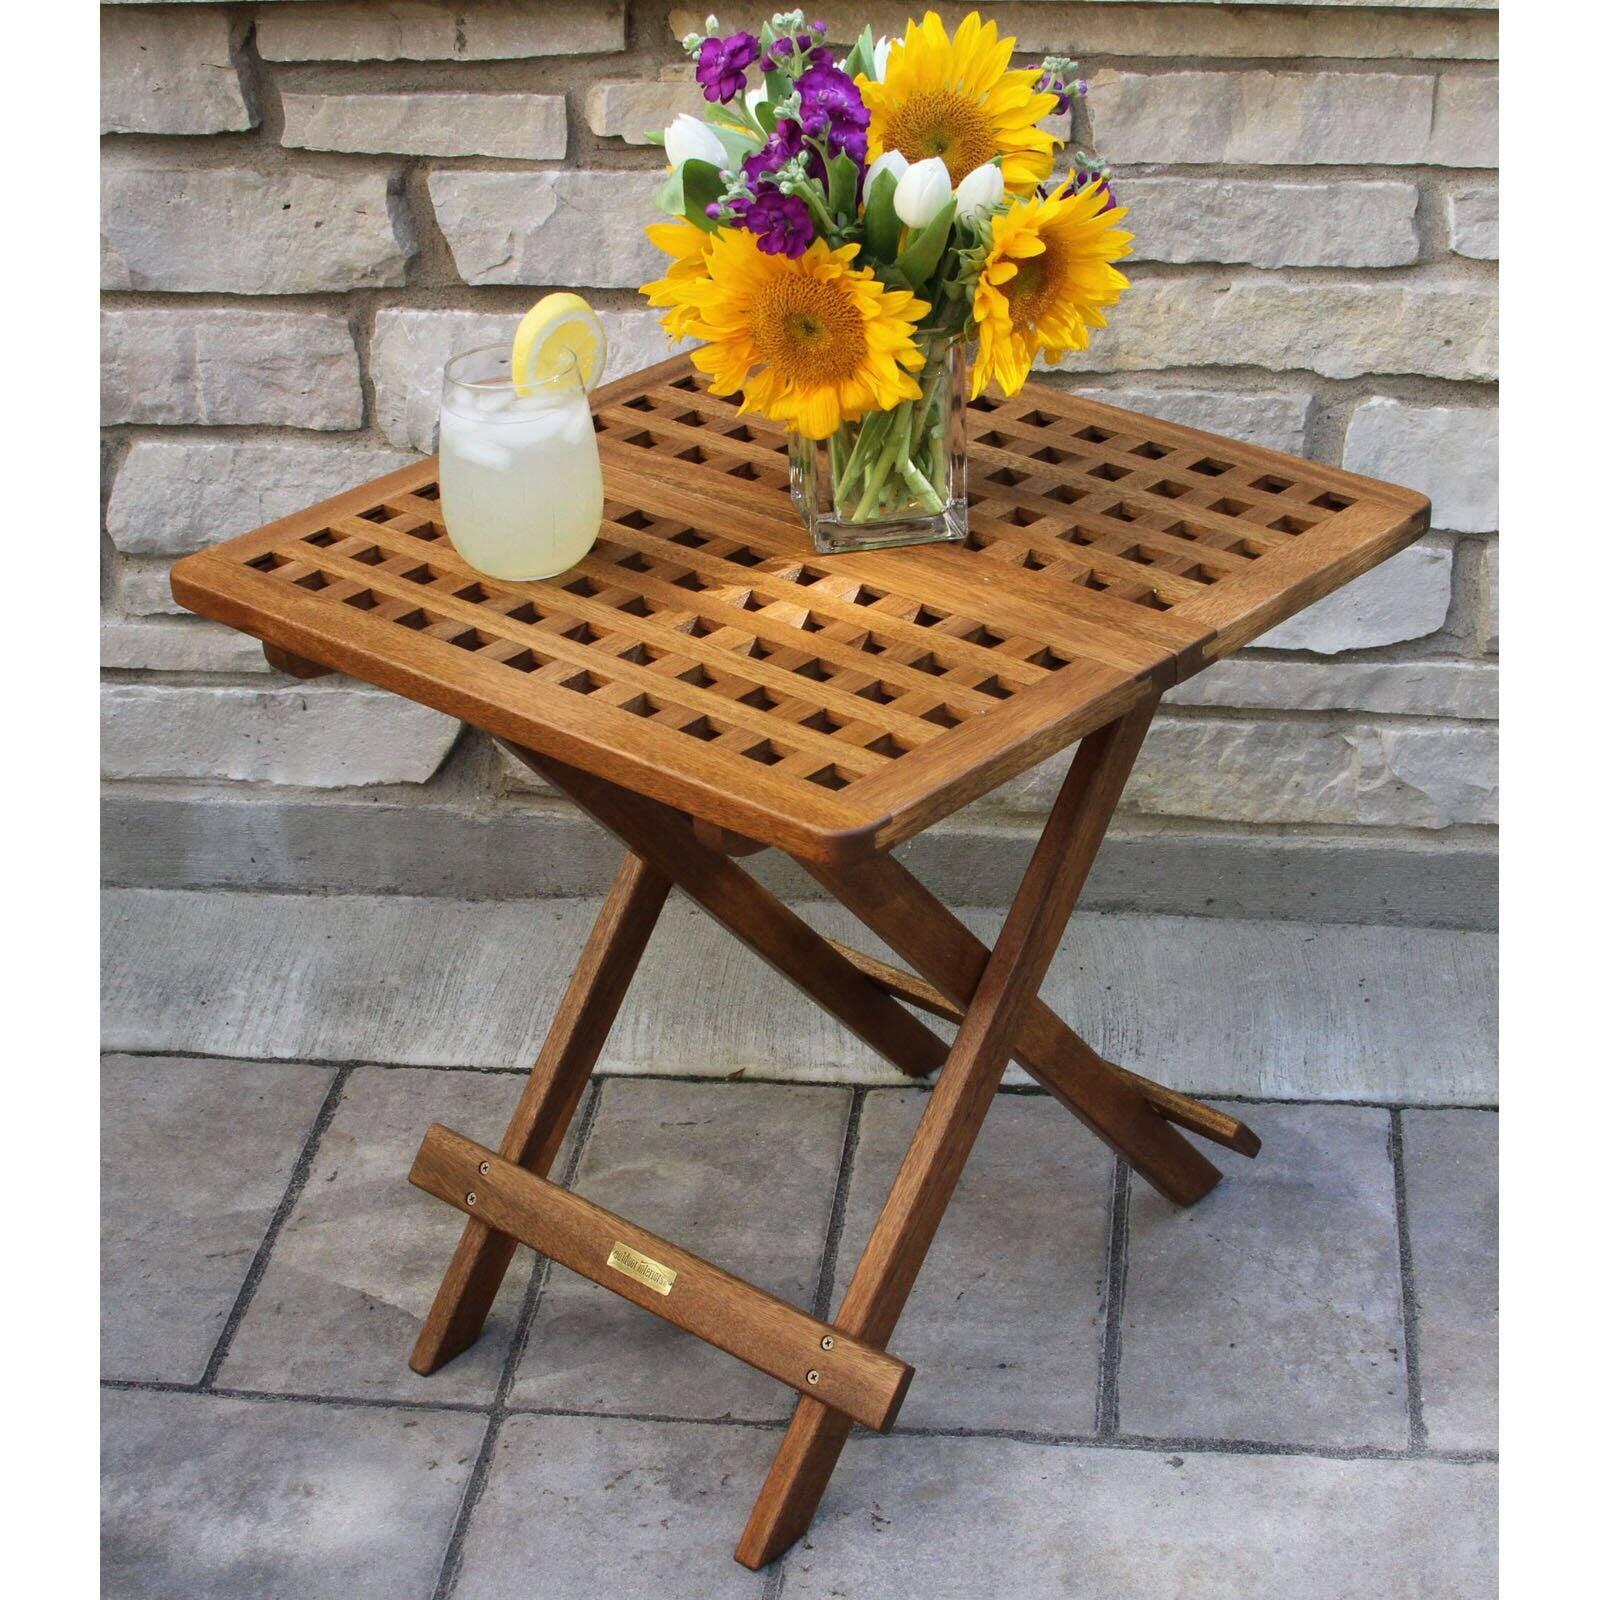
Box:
510, 292, 607, 396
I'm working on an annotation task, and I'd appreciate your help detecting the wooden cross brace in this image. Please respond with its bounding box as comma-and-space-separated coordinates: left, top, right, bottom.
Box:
407, 699, 1259, 1569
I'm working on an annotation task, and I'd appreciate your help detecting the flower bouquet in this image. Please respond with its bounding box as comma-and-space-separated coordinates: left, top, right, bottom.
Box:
640, 9, 1132, 554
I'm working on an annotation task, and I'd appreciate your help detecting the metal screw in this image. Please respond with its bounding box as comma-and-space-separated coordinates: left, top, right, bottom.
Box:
465, 1192, 478, 1206
819, 1336, 834, 1351
806, 1370, 820, 1385
478, 1161, 491, 1175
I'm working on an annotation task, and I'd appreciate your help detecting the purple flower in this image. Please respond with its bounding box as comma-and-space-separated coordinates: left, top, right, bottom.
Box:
742, 119, 809, 183
744, 190, 815, 259
696, 31, 761, 103
796, 61, 867, 160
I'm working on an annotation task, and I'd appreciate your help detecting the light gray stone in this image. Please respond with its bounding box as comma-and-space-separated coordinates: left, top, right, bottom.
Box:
101, 1055, 333, 1383
1120, 178, 1418, 268
101, 618, 274, 675
101, 1389, 484, 1600
371, 306, 677, 450
789, 1435, 1496, 1598
1121, 1104, 1407, 1448
117, 559, 190, 617
1429, 73, 1498, 168
1045, 274, 1497, 383
256, 0, 625, 61
102, 309, 363, 428
668, 4, 1501, 62
1089, 69, 1436, 166
101, 6, 255, 134
831, 1090, 1112, 1432
101, 890, 1500, 1103
101, 165, 414, 294
1483, 544, 1498, 652
1352, 722, 1498, 829
1403, 1110, 1498, 1453
1344, 399, 1497, 533
1067, 383, 1310, 455
452, 1415, 768, 1600
219, 1067, 556, 1403
585, 75, 704, 144
429, 169, 663, 288
1449, 185, 1498, 259
107, 439, 420, 557
103, 789, 1502, 928
1166, 658, 1497, 721
100, 683, 461, 786
281, 90, 566, 159
1256, 541, 1453, 652
511, 1079, 850, 1419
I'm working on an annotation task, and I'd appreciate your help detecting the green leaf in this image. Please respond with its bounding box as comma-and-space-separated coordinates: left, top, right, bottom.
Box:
678, 157, 725, 232
893, 197, 957, 292
763, 67, 793, 109
753, 96, 778, 135
826, 150, 859, 218
651, 165, 686, 218
864, 170, 900, 262
843, 23, 877, 79
709, 122, 759, 164
641, 128, 666, 147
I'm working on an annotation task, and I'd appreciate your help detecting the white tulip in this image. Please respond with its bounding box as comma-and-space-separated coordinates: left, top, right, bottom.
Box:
872, 36, 899, 79
864, 149, 909, 202
664, 113, 726, 171
744, 80, 769, 118
893, 156, 953, 228
953, 162, 1005, 220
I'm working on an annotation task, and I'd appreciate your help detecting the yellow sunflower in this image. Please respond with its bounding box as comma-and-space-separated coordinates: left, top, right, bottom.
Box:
971, 180, 1133, 398
663, 228, 929, 439
640, 220, 715, 340
859, 11, 1059, 194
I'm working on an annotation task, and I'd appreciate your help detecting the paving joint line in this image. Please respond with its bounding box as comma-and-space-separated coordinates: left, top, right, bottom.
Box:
100, 1051, 1501, 1113
196, 1063, 353, 1391
1094, 1157, 1132, 1437
1388, 1107, 1429, 1454
429, 1078, 608, 1600
809, 1087, 866, 1323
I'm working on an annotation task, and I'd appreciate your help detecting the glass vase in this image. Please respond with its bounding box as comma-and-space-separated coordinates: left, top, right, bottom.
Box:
788, 334, 968, 555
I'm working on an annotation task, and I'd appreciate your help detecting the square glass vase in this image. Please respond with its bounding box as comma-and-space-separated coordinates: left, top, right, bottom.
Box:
787, 335, 969, 556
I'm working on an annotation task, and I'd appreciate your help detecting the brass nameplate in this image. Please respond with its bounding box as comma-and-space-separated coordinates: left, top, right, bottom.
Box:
606, 1242, 677, 1296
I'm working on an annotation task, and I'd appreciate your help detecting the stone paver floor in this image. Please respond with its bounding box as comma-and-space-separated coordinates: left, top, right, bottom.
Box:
102, 1055, 1497, 1599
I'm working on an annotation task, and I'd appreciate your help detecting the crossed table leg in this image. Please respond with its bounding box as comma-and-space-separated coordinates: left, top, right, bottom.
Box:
407, 699, 1260, 1567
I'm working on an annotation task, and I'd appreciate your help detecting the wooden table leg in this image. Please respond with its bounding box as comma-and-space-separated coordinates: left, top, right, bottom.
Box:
736, 700, 1158, 1568
409, 850, 671, 1374
804, 856, 1228, 1204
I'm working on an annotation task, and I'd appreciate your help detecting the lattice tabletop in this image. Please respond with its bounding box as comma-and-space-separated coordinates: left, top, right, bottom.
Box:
171, 354, 1428, 864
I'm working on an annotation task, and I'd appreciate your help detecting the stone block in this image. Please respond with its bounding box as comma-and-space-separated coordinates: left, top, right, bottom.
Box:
281, 90, 567, 159
255, 0, 625, 61
1166, 659, 1497, 721
510, 1079, 852, 1420
218, 1066, 557, 1403
101, 6, 255, 134
371, 306, 677, 450
101, 309, 363, 428
107, 439, 420, 557
1089, 70, 1435, 165
1352, 722, 1498, 829
100, 683, 461, 786
1120, 1103, 1407, 1448
102, 1389, 484, 1600
585, 76, 705, 144
102, 164, 414, 294
101, 1055, 334, 1384
1428, 73, 1498, 167
1120, 178, 1418, 268
1402, 1109, 1498, 1452
1344, 399, 1497, 532
1045, 274, 1497, 383
428, 169, 663, 287
830, 1090, 1112, 1432
1066, 383, 1310, 455
1449, 185, 1498, 259
1255, 541, 1453, 652
101, 618, 274, 675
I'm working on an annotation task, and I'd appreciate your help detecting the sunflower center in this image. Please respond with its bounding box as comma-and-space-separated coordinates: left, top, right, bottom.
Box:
882, 90, 997, 186
747, 275, 866, 384
1003, 247, 1063, 331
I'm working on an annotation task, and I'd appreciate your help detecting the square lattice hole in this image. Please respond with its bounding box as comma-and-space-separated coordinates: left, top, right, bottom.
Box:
1130, 441, 1171, 461
302, 529, 338, 548
1074, 425, 1112, 444
1030, 444, 1075, 466
1312, 491, 1353, 511
343, 589, 379, 611
866, 733, 909, 758
1045, 484, 1085, 506
741, 739, 782, 766
1269, 514, 1314, 535
920, 704, 961, 728
1190, 457, 1233, 478
447, 628, 491, 652
806, 764, 849, 791
1004, 506, 1044, 529
739, 685, 779, 711
1028, 646, 1071, 670
802, 708, 844, 734
1252, 474, 1293, 495
854, 680, 894, 704
989, 466, 1027, 487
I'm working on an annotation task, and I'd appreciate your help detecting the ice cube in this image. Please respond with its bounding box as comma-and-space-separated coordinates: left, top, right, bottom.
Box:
446, 432, 515, 471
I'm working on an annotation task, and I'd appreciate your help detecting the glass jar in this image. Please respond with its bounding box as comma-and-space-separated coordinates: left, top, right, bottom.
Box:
788, 333, 968, 555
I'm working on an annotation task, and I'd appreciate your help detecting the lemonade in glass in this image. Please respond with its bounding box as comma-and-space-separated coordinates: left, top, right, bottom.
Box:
438, 297, 608, 581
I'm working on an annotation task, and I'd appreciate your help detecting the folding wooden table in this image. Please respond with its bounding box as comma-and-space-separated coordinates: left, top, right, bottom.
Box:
171, 354, 1428, 1568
